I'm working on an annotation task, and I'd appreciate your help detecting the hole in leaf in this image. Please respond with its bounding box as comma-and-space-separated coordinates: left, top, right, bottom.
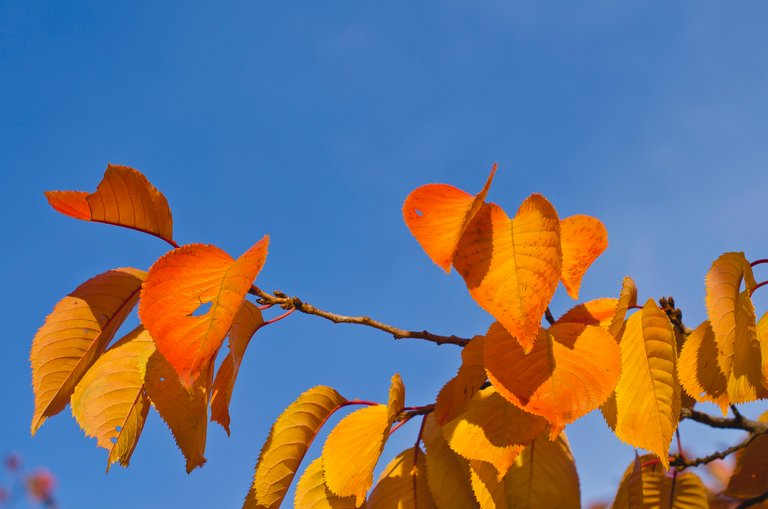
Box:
115, 426, 122, 433
414, 209, 424, 217
189, 301, 212, 317
159, 377, 166, 382
110, 437, 117, 444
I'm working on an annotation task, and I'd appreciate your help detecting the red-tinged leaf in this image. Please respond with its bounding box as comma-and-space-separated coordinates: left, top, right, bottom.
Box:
403, 165, 497, 272
559, 214, 608, 299
45, 164, 175, 245
453, 195, 562, 352
139, 237, 269, 387
484, 321, 620, 437
210, 301, 264, 435
31, 267, 146, 434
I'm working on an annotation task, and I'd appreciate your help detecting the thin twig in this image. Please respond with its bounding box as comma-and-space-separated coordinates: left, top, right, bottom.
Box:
671, 432, 764, 469
681, 408, 768, 433
249, 285, 470, 346
544, 307, 556, 325
737, 491, 768, 508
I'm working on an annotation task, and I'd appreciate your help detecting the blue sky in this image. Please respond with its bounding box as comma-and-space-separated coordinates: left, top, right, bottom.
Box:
3, 1, 768, 507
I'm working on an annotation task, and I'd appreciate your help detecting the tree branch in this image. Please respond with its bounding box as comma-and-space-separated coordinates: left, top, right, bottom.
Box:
671, 431, 763, 469
681, 407, 768, 433
737, 491, 768, 509
250, 286, 470, 346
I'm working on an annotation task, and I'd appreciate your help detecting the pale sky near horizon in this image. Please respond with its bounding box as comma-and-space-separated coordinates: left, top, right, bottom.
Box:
3, 2, 768, 507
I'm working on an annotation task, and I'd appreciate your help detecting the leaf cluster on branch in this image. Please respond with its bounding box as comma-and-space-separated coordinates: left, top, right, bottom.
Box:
30, 164, 768, 508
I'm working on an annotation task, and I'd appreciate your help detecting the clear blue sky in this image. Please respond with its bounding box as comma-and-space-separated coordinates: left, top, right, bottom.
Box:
3, 2, 768, 507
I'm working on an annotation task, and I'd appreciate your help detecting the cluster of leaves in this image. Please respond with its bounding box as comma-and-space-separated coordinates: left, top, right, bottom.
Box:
30, 165, 768, 508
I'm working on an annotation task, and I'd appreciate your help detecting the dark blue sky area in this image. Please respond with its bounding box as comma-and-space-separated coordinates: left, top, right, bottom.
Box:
2, 2, 768, 507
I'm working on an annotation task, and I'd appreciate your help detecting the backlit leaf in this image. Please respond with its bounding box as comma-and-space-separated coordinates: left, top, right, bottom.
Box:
442, 387, 546, 478
612, 455, 708, 508
144, 350, 210, 473
139, 237, 269, 387
724, 411, 768, 499
71, 326, 154, 471
469, 433, 579, 509
613, 300, 680, 469
294, 458, 356, 509
45, 164, 175, 245
403, 165, 497, 272
244, 385, 347, 509
211, 301, 265, 435
484, 321, 620, 436
366, 448, 437, 509
609, 277, 638, 338
453, 195, 561, 352
30, 267, 146, 434
555, 298, 618, 328
434, 336, 486, 425
387, 373, 405, 423
678, 320, 729, 414
559, 214, 608, 299
421, 415, 478, 509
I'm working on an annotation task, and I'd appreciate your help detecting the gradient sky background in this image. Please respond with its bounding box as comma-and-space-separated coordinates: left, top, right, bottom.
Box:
3, 2, 768, 507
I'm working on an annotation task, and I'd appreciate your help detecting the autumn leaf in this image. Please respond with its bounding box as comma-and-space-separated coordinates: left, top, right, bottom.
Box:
555, 298, 619, 328
139, 237, 269, 387
243, 386, 347, 509
421, 415, 478, 509
366, 448, 437, 509
441, 387, 546, 478
469, 433, 580, 509
30, 267, 146, 434
402, 165, 497, 272
612, 455, 708, 508
434, 335, 486, 425
71, 326, 154, 471
144, 350, 210, 473
678, 320, 729, 414
724, 411, 768, 499
293, 458, 356, 509
210, 301, 265, 435
45, 164, 175, 245
484, 321, 620, 436
453, 195, 562, 352
612, 299, 680, 469
609, 276, 638, 338
321, 375, 403, 507
559, 214, 608, 300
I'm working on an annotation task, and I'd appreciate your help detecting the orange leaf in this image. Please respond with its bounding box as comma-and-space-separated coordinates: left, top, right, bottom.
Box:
555, 298, 618, 328
484, 321, 620, 436
45, 164, 175, 245
421, 415, 477, 509
388, 373, 405, 423
678, 320, 729, 414
144, 350, 210, 473
293, 458, 357, 509
139, 237, 269, 387
366, 448, 437, 509
454, 195, 562, 352
725, 411, 768, 499
30, 267, 146, 434
559, 214, 608, 299
210, 301, 264, 435
403, 165, 496, 272
434, 335, 486, 425
442, 387, 546, 478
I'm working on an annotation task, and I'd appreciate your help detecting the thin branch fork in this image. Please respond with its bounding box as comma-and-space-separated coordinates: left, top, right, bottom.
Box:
249, 285, 470, 347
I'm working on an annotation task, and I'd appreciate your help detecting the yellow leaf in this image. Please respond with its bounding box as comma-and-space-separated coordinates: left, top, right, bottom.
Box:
442, 387, 546, 478
434, 336, 486, 425
484, 321, 620, 436
144, 350, 210, 473
609, 277, 638, 338
612, 455, 708, 508
139, 237, 269, 387
469, 433, 580, 509
421, 415, 478, 509
725, 412, 768, 499
402, 165, 497, 272
705, 252, 757, 375
727, 292, 768, 402
559, 214, 608, 299
211, 301, 265, 435
453, 195, 562, 352
677, 321, 729, 414
366, 448, 437, 509
244, 385, 347, 509
613, 300, 680, 469
387, 373, 405, 424
45, 164, 175, 245
322, 404, 390, 506
30, 267, 146, 434
71, 326, 154, 471
294, 458, 356, 509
